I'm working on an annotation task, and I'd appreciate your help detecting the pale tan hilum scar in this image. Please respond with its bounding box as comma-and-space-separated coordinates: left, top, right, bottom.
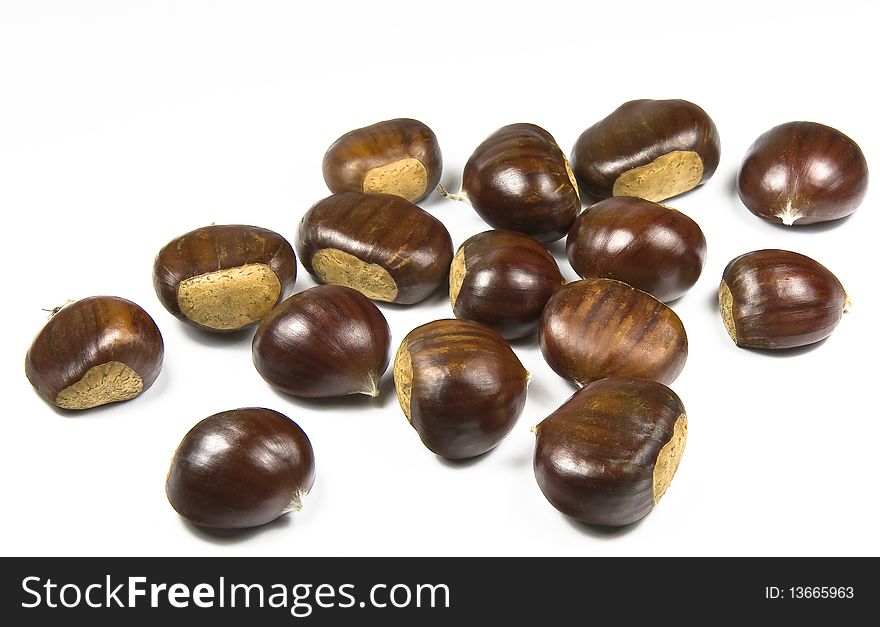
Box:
613, 150, 703, 202
718, 280, 737, 344
363, 157, 428, 202
55, 361, 143, 410
312, 248, 398, 302
178, 263, 281, 330
653, 413, 688, 503
392, 339, 413, 422
449, 247, 467, 308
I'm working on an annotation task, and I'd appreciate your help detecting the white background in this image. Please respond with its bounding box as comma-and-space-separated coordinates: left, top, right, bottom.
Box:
1, 1, 878, 557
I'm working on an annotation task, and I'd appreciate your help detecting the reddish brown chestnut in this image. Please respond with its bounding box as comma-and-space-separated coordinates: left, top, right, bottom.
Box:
566, 196, 707, 302
442, 123, 580, 242
297, 192, 453, 304
737, 122, 868, 226
253, 285, 390, 398
534, 377, 687, 527
450, 230, 564, 339
539, 278, 687, 386
393, 319, 529, 460
322, 118, 442, 204
571, 99, 720, 202
153, 224, 296, 332
166, 407, 315, 529
25, 296, 164, 410
719, 249, 849, 349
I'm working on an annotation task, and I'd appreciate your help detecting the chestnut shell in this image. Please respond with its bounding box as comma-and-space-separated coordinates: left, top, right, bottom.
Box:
460, 123, 580, 242
566, 196, 707, 302
394, 319, 529, 460
166, 407, 315, 529
322, 118, 442, 204
534, 377, 687, 527
571, 99, 720, 202
450, 230, 564, 339
737, 121, 868, 226
253, 285, 391, 398
719, 249, 848, 349
539, 278, 687, 386
25, 296, 164, 410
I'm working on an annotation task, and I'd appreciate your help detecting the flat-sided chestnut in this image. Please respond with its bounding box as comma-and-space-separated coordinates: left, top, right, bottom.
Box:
571, 99, 720, 202
534, 377, 687, 527
322, 118, 442, 204
566, 196, 707, 302
166, 407, 315, 529
153, 224, 296, 332
450, 230, 564, 339
393, 319, 529, 460
253, 285, 390, 398
25, 296, 164, 410
539, 278, 687, 386
443, 123, 580, 242
297, 192, 453, 304
737, 121, 869, 226
719, 249, 849, 349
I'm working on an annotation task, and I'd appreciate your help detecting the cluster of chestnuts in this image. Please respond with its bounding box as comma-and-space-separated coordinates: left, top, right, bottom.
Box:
25, 101, 866, 531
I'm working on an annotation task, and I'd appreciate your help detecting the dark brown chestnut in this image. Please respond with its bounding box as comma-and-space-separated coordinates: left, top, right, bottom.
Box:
719, 249, 849, 349
539, 278, 687, 386
443, 123, 580, 242
534, 377, 687, 527
450, 230, 564, 339
322, 118, 442, 204
253, 285, 390, 398
566, 196, 707, 302
737, 121, 868, 226
153, 224, 296, 332
393, 319, 529, 460
166, 407, 315, 529
571, 99, 720, 202
297, 192, 453, 304
25, 296, 164, 410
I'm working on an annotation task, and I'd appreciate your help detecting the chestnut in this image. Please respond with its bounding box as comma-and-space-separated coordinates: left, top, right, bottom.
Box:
534, 377, 687, 527
253, 285, 390, 398
166, 407, 315, 529
442, 123, 580, 242
153, 224, 296, 332
571, 99, 720, 202
322, 118, 442, 204
393, 319, 529, 460
297, 192, 453, 304
450, 230, 564, 339
566, 196, 707, 302
25, 296, 164, 410
719, 249, 849, 349
539, 278, 687, 386
737, 121, 868, 226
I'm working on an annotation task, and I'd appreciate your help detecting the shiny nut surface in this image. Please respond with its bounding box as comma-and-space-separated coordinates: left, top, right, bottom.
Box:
297, 192, 453, 305
322, 118, 442, 204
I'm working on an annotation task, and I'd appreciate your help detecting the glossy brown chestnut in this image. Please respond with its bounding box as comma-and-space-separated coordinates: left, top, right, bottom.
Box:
322, 118, 443, 204
446, 123, 580, 242
719, 249, 849, 349
25, 296, 164, 410
539, 278, 687, 386
737, 122, 868, 226
566, 196, 707, 302
153, 224, 296, 332
450, 230, 564, 339
534, 377, 687, 527
297, 192, 453, 304
166, 407, 315, 529
253, 285, 390, 398
571, 99, 720, 202
393, 319, 529, 460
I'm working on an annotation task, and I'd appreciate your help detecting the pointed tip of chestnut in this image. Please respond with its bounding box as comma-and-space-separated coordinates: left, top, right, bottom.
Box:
253, 285, 391, 398
719, 249, 848, 349
25, 296, 164, 410
737, 121, 868, 226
